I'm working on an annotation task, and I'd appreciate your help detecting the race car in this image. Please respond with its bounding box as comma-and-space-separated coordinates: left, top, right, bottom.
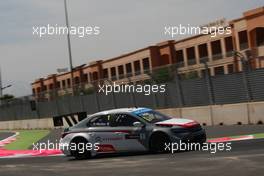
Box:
60, 107, 206, 159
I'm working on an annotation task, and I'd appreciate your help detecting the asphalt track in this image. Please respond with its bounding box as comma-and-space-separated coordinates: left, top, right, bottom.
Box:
0, 132, 15, 141
0, 125, 263, 176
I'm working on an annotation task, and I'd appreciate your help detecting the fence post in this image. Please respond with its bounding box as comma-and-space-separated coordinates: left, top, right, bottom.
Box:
241, 60, 253, 102
94, 92, 100, 111
33, 97, 41, 119
54, 98, 60, 117
151, 81, 159, 109
105, 78, 117, 108
127, 77, 137, 107
100, 78, 117, 109
201, 61, 215, 126
202, 61, 215, 105
112, 91, 117, 108
241, 60, 253, 125
174, 64, 184, 107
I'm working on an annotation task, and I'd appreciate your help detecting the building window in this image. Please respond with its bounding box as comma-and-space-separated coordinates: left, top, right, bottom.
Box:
37, 87, 41, 93
92, 72, 98, 81
225, 36, 234, 57
56, 81, 60, 89
176, 50, 184, 66
211, 40, 222, 60
111, 67, 117, 80
227, 64, 234, 74
89, 73, 93, 81
186, 47, 196, 65
74, 77, 80, 85
214, 66, 225, 75
256, 28, 264, 47
143, 58, 150, 73
238, 30, 248, 50
62, 80, 66, 88
103, 69, 108, 79
83, 74, 88, 82
32, 88, 36, 95
67, 78, 71, 87
126, 63, 132, 77
118, 65, 124, 79
43, 85, 47, 91
49, 84, 54, 90
134, 60, 141, 75
198, 43, 208, 62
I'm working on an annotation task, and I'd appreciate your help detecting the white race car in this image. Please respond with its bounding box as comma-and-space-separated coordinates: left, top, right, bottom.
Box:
60, 107, 206, 159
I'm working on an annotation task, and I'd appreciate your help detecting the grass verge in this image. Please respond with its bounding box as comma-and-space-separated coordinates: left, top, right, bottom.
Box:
252, 133, 264, 139
3, 130, 50, 150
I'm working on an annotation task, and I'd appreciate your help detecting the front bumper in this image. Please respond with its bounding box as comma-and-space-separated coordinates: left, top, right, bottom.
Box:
59, 138, 72, 156
171, 129, 207, 143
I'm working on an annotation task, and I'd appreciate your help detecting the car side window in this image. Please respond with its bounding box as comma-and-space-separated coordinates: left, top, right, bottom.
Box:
88, 115, 111, 127
111, 114, 140, 127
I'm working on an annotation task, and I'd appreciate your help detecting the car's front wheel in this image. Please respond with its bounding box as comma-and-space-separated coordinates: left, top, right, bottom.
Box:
70, 137, 91, 160
149, 132, 171, 153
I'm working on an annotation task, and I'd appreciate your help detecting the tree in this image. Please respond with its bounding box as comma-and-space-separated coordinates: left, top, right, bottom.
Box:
0, 94, 14, 100
181, 71, 199, 80
151, 67, 174, 84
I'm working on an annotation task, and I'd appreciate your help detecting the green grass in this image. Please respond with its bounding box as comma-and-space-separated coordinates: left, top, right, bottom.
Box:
3, 130, 50, 150
226, 133, 264, 139
252, 133, 264, 139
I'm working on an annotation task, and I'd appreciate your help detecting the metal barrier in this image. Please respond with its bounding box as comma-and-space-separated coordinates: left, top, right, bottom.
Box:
1, 63, 264, 121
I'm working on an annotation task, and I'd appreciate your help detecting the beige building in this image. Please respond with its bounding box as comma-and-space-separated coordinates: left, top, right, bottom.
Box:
32, 6, 264, 98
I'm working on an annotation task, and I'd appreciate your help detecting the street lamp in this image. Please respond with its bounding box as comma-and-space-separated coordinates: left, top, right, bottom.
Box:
63, 0, 75, 95
0, 68, 12, 98
1, 84, 12, 90
0, 84, 12, 96
0, 84, 12, 105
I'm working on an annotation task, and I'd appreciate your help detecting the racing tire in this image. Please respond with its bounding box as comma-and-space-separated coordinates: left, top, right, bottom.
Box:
70, 137, 91, 160
149, 132, 171, 153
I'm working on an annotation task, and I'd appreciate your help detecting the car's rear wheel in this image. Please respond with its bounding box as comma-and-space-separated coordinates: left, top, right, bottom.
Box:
70, 137, 91, 160
149, 132, 171, 153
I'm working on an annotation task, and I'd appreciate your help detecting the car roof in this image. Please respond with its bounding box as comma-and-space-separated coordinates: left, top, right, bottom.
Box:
92, 107, 152, 116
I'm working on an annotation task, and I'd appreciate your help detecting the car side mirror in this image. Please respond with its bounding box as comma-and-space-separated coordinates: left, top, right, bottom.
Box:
133, 121, 144, 128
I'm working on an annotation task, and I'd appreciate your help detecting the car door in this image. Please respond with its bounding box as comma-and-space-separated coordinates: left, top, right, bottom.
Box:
87, 114, 119, 153
109, 113, 148, 152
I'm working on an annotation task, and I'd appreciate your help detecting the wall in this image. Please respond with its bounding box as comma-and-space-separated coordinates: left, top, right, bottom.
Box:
158, 101, 264, 126
1, 101, 264, 130
0, 117, 54, 130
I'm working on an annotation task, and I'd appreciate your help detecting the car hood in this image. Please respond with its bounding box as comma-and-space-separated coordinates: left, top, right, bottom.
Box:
155, 118, 198, 128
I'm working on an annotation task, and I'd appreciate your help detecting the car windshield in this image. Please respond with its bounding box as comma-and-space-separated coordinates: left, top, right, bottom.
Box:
136, 110, 170, 123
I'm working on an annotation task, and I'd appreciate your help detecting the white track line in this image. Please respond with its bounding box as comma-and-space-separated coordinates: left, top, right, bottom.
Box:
0, 132, 19, 147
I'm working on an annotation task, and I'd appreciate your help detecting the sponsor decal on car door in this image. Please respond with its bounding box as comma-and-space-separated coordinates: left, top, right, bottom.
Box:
108, 114, 147, 151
